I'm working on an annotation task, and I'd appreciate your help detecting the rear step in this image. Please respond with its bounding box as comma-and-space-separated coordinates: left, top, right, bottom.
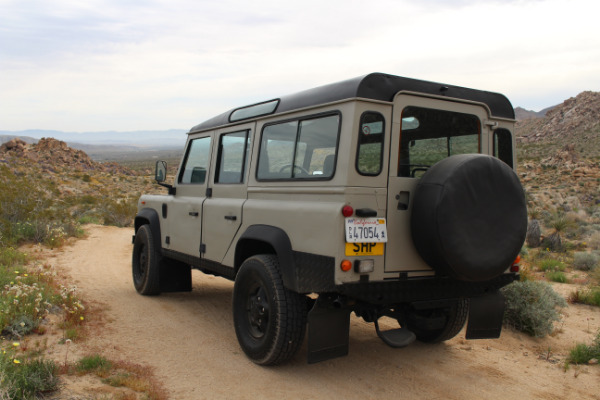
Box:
374, 318, 416, 348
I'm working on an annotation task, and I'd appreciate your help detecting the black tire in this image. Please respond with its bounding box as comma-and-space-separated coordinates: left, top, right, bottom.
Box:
132, 225, 161, 295
233, 255, 307, 365
411, 154, 527, 282
406, 299, 469, 343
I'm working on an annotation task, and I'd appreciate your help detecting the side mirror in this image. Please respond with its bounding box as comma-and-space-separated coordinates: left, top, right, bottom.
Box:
154, 160, 176, 195
155, 160, 167, 183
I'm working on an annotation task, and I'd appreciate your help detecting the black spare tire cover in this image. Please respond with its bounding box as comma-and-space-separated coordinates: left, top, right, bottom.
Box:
411, 154, 527, 282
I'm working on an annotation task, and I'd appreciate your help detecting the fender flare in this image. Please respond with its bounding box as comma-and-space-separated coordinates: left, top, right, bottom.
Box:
235, 225, 297, 291
134, 208, 163, 256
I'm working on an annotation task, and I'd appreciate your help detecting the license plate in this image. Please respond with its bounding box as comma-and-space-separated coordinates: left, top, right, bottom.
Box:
345, 242, 385, 256
345, 218, 387, 243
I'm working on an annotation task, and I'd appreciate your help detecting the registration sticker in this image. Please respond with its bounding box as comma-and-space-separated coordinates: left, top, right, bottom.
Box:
345, 242, 385, 256
345, 218, 387, 243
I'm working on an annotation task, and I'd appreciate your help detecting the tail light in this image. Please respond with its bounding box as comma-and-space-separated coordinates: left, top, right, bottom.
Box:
510, 255, 521, 273
342, 205, 354, 217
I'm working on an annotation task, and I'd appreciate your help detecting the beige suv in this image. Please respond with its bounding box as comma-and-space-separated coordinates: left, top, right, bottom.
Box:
132, 73, 527, 365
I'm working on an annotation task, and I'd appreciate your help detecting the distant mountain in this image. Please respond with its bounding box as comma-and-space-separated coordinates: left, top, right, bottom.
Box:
0, 129, 187, 149
0, 135, 38, 145
514, 107, 553, 121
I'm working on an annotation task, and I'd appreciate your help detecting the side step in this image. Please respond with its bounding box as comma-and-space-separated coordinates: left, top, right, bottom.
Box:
374, 318, 416, 348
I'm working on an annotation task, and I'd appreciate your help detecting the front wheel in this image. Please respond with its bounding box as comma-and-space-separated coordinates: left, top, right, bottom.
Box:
232, 255, 307, 365
132, 225, 161, 295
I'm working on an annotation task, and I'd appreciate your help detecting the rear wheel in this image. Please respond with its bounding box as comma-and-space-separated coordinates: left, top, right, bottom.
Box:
132, 225, 161, 295
233, 255, 307, 365
406, 299, 469, 343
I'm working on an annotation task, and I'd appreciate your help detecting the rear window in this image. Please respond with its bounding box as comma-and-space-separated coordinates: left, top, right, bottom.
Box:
493, 128, 513, 168
356, 112, 385, 176
398, 107, 480, 178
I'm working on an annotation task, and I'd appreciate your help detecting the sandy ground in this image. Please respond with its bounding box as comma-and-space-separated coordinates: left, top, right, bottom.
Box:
40, 225, 600, 399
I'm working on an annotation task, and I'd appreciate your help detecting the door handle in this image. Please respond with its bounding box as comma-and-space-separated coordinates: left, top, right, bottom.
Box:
224, 215, 237, 221
397, 191, 410, 210
189, 211, 199, 217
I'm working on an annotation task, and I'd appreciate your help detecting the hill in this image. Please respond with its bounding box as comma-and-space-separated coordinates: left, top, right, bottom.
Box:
516, 91, 600, 159
515, 91, 600, 233
0, 137, 135, 175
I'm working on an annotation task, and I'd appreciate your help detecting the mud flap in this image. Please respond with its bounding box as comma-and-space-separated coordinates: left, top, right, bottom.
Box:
466, 291, 505, 339
307, 295, 351, 364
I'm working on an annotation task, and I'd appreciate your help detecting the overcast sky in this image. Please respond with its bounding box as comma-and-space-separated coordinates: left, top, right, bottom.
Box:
1, 0, 599, 132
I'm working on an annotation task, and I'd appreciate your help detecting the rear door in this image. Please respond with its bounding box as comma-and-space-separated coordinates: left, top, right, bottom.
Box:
385, 94, 490, 274
201, 123, 253, 264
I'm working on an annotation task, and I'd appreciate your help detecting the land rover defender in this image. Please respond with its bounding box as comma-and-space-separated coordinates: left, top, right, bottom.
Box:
132, 73, 527, 365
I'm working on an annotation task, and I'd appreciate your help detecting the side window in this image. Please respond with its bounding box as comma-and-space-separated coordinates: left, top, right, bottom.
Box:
356, 112, 385, 175
257, 114, 340, 180
493, 128, 513, 168
216, 130, 250, 184
179, 136, 212, 184
399, 107, 480, 178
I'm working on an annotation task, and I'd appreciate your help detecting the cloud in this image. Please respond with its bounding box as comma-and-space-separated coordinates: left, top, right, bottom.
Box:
1, 0, 599, 130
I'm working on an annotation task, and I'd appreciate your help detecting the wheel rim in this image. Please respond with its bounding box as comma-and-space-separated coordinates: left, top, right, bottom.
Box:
134, 244, 147, 282
245, 285, 269, 338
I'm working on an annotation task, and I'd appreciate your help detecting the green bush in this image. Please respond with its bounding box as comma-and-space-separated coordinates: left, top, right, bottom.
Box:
546, 270, 568, 283
538, 258, 566, 272
101, 198, 137, 228
0, 346, 59, 400
573, 251, 599, 271
501, 280, 567, 337
77, 354, 112, 374
568, 330, 600, 364
0, 165, 80, 247
570, 287, 600, 307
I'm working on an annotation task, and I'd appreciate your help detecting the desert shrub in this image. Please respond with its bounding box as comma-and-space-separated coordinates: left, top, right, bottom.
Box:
501, 280, 566, 337
567, 330, 600, 364
538, 258, 565, 272
0, 348, 59, 400
570, 287, 600, 307
589, 232, 600, 250
546, 270, 568, 283
526, 218, 541, 247
0, 247, 28, 268
0, 165, 80, 247
542, 213, 575, 252
101, 198, 137, 227
77, 354, 112, 374
573, 251, 599, 271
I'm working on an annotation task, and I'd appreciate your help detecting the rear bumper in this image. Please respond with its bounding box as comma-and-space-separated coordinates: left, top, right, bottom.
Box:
336, 273, 518, 306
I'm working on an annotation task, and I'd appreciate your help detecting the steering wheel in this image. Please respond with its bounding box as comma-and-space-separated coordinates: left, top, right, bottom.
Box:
279, 164, 310, 175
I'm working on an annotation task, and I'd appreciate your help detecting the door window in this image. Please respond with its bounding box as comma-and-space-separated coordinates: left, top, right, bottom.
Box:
216, 130, 250, 184
179, 136, 212, 184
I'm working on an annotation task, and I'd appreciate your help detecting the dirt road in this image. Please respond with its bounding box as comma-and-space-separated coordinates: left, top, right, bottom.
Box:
44, 225, 599, 399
